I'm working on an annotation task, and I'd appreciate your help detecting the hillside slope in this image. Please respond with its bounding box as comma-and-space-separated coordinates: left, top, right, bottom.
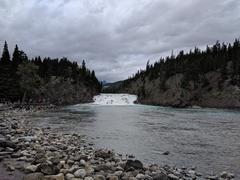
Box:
108, 39, 240, 108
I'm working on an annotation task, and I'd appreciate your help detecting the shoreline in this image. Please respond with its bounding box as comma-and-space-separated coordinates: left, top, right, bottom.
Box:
0, 109, 235, 180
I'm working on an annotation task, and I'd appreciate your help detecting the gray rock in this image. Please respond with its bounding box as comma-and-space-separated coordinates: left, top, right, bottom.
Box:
125, 160, 143, 170
0, 151, 12, 156
84, 177, 94, 180
114, 171, 123, 177
94, 164, 111, 171
74, 169, 86, 178
7, 164, 15, 171
205, 175, 218, 180
40, 162, 59, 175
44, 173, 65, 180
80, 159, 86, 166
80, 154, 89, 161
136, 174, 145, 179
152, 173, 169, 180
33, 153, 46, 164
95, 149, 113, 159
65, 173, 75, 180
94, 175, 106, 180
25, 164, 39, 173
67, 159, 75, 165
168, 174, 178, 180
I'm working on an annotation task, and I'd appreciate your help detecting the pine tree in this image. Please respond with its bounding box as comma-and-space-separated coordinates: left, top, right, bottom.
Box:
12, 45, 22, 67
1, 41, 10, 63
0, 41, 13, 101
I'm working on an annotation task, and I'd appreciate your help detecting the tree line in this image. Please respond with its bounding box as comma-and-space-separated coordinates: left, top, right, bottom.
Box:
0, 41, 101, 104
115, 39, 240, 97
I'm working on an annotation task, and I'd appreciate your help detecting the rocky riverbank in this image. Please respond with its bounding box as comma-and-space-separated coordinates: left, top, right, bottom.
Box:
0, 109, 235, 180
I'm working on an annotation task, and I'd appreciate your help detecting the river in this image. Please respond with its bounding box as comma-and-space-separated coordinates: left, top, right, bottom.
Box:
26, 93, 240, 178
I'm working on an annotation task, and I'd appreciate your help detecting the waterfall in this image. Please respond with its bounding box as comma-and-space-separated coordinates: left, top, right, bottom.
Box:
92, 93, 137, 105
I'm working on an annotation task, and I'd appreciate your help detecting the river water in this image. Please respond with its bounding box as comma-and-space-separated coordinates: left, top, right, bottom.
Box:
26, 94, 240, 177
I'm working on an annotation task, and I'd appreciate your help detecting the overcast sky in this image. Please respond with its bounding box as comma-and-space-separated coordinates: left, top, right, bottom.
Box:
0, 0, 240, 82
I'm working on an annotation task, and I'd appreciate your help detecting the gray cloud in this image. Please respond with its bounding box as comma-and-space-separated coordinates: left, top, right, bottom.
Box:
0, 0, 240, 82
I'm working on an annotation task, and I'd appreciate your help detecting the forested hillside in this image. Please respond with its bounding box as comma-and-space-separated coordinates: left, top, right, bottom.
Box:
109, 39, 240, 108
0, 41, 101, 105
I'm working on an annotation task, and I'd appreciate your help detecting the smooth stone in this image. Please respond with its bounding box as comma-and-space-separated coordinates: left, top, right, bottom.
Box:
114, 171, 123, 177
84, 177, 94, 180
205, 175, 218, 180
22, 172, 45, 180
44, 173, 65, 180
0, 151, 12, 156
136, 174, 145, 179
80, 159, 86, 166
25, 164, 39, 173
168, 174, 178, 180
94, 175, 106, 180
115, 166, 124, 171
74, 169, 86, 178
65, 173, 75, 180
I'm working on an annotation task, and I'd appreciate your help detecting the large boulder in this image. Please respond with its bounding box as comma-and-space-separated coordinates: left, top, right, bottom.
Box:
40, 162, 59, 175
74, 169, 86, 178
125, 160, 143, 170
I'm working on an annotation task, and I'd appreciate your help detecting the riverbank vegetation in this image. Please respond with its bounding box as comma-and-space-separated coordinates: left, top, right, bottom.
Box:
0, 41, 101, 105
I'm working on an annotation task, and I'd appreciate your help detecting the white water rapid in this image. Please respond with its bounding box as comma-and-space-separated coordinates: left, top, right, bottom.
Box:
92, 93, 137, 105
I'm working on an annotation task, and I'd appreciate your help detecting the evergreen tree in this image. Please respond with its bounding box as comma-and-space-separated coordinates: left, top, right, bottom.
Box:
1, 41, 10, 63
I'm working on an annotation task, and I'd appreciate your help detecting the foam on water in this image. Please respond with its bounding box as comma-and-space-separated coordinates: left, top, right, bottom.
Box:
92, 93, 137, 105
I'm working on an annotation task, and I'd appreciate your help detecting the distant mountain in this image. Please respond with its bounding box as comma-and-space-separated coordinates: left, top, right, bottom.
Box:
102, 80, 124, 93
101, 80, 108, 86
